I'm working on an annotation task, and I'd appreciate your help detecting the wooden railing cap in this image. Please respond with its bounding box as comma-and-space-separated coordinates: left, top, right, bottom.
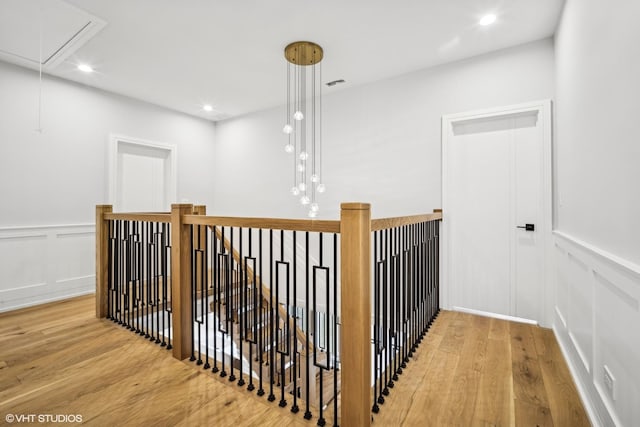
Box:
340, 202, 371, 210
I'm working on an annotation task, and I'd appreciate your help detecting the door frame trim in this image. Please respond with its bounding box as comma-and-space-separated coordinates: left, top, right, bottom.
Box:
107, 134, 178, 211
441, 100, 553, 326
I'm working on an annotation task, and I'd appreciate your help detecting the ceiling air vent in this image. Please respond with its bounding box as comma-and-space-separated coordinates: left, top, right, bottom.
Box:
0, 0, 106, 70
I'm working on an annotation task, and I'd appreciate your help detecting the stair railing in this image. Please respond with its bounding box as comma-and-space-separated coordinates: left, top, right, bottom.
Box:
96, 203, 442, 427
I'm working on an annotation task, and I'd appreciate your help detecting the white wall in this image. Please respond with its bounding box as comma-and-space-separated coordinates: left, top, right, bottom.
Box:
213, 38, 555, 220
553, 0, 640, 425
0, 60, 216, 311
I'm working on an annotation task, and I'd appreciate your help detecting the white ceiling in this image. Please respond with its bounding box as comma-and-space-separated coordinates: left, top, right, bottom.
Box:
0, 0, 565, 121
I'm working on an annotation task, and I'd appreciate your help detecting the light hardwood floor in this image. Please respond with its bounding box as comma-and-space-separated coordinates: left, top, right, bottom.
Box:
373, 310, 590, 426
0, 296, 589, 426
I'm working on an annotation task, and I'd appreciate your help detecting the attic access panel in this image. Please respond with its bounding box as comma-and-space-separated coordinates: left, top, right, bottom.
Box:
0, 0, 106, 70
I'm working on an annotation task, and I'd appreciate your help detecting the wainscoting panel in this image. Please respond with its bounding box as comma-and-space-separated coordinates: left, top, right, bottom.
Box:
567, 250, 593, 373
0, 224, 95, 312
553, 231, 640, 427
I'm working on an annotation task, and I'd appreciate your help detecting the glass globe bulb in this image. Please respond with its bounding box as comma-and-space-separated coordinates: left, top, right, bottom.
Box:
297, 163, 305, 172
310, 203, 319, 212
291, 186, 300, 196
317, 183, 326, 193
284, 144, 294, 153
282, 124, 293, 134
298, 182, 306, 191
293, 111, 304, 121
299, 151, 308, 161
300, 195, 310, 205
310, 174, 319, 183
308, 210, 318, 218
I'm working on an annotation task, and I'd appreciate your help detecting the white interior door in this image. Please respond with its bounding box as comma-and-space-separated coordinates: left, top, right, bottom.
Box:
110, 136, 176, 212
443, 102, 551, 323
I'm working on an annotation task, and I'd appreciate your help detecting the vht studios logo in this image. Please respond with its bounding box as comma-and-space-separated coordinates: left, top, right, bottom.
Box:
5, 413, 83, 423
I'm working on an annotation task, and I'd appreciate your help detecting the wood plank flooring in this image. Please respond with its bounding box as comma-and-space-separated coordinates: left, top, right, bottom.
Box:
0, 297, 589, 426
373, 310, 590, 427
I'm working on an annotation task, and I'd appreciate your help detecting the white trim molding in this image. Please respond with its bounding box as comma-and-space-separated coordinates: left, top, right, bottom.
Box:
0, 223, 95, 312
108, 133, 177, 211
452, 306, 538, 325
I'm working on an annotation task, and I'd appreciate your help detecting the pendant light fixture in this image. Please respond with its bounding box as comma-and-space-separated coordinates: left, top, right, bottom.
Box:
283, 41, 325, 218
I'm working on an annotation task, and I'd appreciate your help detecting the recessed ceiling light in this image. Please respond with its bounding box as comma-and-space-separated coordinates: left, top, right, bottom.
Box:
203, 104, 214, 112
479, 14, 497, 26
77, 64, 94, 73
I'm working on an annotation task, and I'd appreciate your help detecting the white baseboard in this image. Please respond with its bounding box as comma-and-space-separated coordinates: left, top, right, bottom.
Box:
452, 306, 538, 325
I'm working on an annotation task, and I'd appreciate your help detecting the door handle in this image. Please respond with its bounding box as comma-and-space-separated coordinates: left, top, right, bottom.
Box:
517, 224, 535, 231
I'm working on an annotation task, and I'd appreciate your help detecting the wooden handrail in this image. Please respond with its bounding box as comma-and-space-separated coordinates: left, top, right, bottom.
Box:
371, 211, 442, 231
184, 214, 340, 233
101, 211, 442, 231
104, 212, 171, 223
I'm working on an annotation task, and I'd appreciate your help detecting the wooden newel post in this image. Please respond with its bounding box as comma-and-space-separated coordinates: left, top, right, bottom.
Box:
95, 204, 113, 319
340, 202, 372, 427
171, 203, 194, 360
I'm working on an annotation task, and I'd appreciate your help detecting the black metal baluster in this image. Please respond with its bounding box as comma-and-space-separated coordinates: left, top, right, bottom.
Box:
126, 221, 133, 330
268, 229, 275, 402
133, 221, 139, 333
314, 233, 330, 427
120, 220, 125, 326
203, 225, 211, 369
143, 222, 150, 337
276, 230, 290, 408
373, 230, 381, 413
143, 221, 148, 337
119, 220, 125, 325
416, 224, 420, 346
122, 220, 128, 328
387, 227, 395, 389
212, 226, 219, 373
107, 220, 113, 320
144, 222, 151, 339
408, 224, 413, 356
149, 223, 155, 343
229, 227, 236, 382
231, 227, 241, 387
130, 222, 139, 334
411, 224, 418, 355
220, 227, 229, 378
153, 223, 160, 344
332, 233, 339, 427
152, 222, 158, 342
435, 221, 440, 321
430, 221, 435, 325
190, 224, 197, 363
165, 223, 172, 350
257, 228, 265, 396
304, 231, 312, 420
246, 228, 256, 392
383, 228, 390, 396
160, 223, 168, 347
397, 226, 409, 374
291, 230, 299, 413
393, 226, 401, 382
